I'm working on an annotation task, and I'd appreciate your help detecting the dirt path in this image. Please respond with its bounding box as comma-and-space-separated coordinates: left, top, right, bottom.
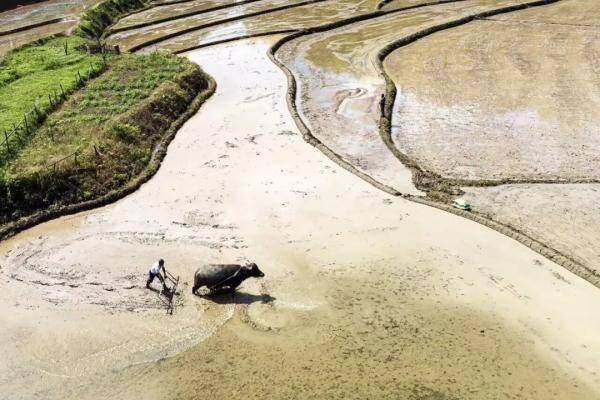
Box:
0, 36, 599, 399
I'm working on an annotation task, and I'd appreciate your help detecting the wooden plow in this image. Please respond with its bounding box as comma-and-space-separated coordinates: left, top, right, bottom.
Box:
156, 271, 180, 315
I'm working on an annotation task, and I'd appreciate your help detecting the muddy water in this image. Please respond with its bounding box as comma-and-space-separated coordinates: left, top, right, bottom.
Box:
0, 0, 98, 32
0, 0, 100, 55
137, 0, 382, 53
112, 0, 382, 53
493, 0, 600, 25
275, 0, 535, 194
463, 183, 600, 272
109, 0, 318, 51
112, 0, 263, 30
1, 36, 600, 398
382, 0, 600, 284
385, 1, 600, 181
128, 0, 461, 54
0, 19, 74, 54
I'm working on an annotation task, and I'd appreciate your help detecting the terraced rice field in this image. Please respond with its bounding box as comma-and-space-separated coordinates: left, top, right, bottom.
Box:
0, 0, 100, 54
0, 0, 599, 398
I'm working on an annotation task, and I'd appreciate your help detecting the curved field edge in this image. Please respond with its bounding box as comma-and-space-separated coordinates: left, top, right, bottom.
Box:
129, 0, 469, 54
0, 18, 65, 37
126, 0, 329, 53
0, 72, 216, 241
0, 0, 217, 240
108, 0, 267, 34
269, 0, 599, 288
377, 11, 600, 193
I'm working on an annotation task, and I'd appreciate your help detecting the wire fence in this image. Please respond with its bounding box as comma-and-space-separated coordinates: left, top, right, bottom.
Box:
0, 60, 105, 171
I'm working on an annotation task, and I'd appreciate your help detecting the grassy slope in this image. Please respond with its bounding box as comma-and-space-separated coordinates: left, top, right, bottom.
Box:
0, 0, 212, 225
4, 52, 186, 176
0, 36, 103, 139
0, 51, 206, 223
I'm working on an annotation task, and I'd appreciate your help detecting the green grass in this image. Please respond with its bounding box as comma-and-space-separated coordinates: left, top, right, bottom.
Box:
0, 0, 210, 225
0, 36, 103, 138
0, 48, 205, 224
2, 51, 187, 177
76, 0, 146, 39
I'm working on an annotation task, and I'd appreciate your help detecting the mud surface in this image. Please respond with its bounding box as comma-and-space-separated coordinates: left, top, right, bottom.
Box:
463, 184, 600, 273
276, 0, 541, 194
0, 0, 99, 54
385, 0, 600, 181
1, 37, 600, 399
110, 0, 382, 52
381, 0, 599, 281
109, 0, 323, 51
3, 0, 600, 397
0, 19, 74, 54
112, 0, 263, 30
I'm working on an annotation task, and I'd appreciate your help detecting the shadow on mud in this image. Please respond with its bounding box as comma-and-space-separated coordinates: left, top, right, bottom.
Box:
204, 291, 276, 305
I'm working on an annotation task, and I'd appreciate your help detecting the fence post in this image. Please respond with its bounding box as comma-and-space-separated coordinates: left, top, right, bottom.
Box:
23, 115, 29, 134
4, 129, 9, 153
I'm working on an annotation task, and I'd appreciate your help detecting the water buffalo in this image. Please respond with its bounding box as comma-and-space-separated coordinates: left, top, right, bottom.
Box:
192, 263, 265, 295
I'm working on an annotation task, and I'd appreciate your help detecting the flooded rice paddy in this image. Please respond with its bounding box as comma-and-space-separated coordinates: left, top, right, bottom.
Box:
385, 0, 600, 181
0, 0, 100, 54
1, 0, 600, 398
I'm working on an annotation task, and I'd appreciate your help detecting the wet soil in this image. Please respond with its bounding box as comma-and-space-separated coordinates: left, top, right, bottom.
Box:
276, 0, 541, 194
1, 37, 599, 399
381, 0, 599, 282
463, 183, 600, 273
0, 0, 98, 32
109, 0, 322, 51
385, 2, 600, 181
112, 0, 263, 31
111, 0, 382, 53
0, 0, 99, 54
76, 278, 598, 399
0, 19, 74, 54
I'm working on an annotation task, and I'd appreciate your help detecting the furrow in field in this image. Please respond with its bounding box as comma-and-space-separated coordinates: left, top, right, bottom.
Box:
136, 0, 383, 54
0, 0, 100, 55
111, 0, 268, 33
385, 0, 600, 182
1, 37, 600, 399
383, 0, 600, 276
276, 0, 548, 196
109, 0, 331, 52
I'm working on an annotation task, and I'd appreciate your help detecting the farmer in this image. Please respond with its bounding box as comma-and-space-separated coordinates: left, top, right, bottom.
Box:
147, 258, 168, 291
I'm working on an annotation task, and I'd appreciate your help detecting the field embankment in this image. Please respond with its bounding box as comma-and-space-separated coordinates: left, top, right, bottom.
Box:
0, 0, 214, 234
0, 0, 103, 54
